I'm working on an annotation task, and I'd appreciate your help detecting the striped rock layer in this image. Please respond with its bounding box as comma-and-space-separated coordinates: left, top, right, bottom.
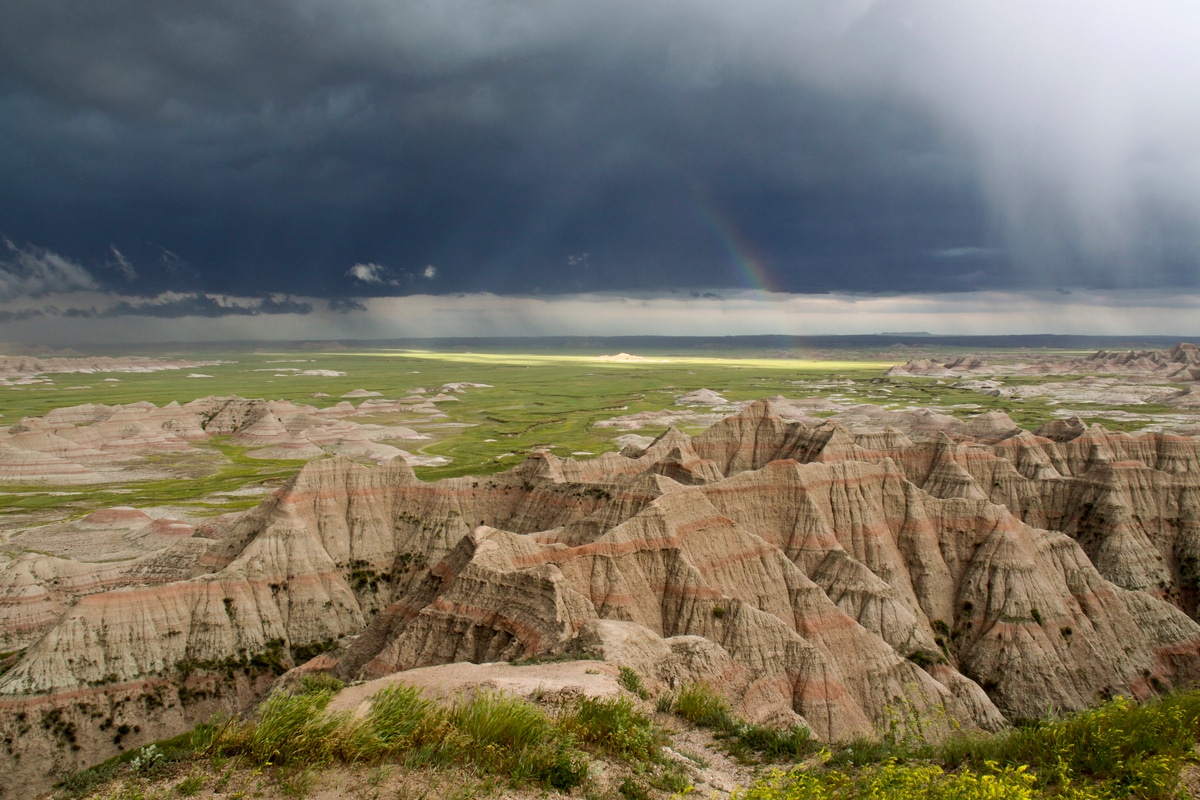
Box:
4, 399, 1200, 794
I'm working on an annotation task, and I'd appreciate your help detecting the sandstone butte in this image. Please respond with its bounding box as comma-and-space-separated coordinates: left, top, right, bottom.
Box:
4, 399, 1200, 796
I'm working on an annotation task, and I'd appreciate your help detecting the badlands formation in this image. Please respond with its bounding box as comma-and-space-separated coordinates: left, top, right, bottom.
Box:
3, 386, 1200, 794
0, 391, 470, 487
887, 342, 1200, 406
0, 355, 224, 388
887, 341, 1200, 380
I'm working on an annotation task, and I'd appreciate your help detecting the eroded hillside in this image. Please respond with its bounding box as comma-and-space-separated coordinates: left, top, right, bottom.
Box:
4, 395, 1200, 796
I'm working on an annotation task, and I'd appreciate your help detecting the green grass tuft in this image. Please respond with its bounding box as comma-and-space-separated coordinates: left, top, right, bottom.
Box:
729, 723, 813, 760
618, 666, 650, 700
664, 682, 813, 762
298, 672, 344, 695
243, 689, 344, 766
672, 682, 737, 730
560, 695, 663, 763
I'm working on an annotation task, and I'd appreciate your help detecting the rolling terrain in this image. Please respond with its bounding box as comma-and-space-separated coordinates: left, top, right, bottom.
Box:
0, 353, 1197, 793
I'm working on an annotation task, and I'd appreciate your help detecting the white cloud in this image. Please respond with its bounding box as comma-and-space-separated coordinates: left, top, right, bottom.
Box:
0, 239, 98, 300
108, 245, 137, 281
422, 264, 438, 279
346, 262, 396, 285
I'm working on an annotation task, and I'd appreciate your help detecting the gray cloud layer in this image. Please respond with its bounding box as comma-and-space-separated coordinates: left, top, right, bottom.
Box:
2, 290, 1197, 346
1, 1, 1198, 301
0, 239, 99, 300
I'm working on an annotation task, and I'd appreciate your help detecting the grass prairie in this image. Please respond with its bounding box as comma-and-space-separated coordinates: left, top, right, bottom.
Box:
0, 345, 1192, 523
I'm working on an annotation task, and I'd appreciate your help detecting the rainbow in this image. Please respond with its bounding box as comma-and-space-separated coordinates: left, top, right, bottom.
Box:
691, 187, 781, 293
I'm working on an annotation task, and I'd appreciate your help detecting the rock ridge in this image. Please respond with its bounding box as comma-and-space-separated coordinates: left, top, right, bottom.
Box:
4, 399, 1200, 795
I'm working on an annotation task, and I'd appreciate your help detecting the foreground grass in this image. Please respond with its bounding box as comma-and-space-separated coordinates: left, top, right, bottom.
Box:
60, 676, 671, 799
739, 690, 1200, 800
198, 683, 629, 790
660, 682, 815, 762
59, 680, 1200, 800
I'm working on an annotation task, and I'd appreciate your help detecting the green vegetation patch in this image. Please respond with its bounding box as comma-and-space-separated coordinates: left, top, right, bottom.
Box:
58, 687, 1200, 800
663, 682, 814, 762
816, 692, 1200, 800
8, 345, 1193, 526
737, 760, 1040, 800
559, 695, 664, 763
618, 665, 650, 700
190, 679, 668, 793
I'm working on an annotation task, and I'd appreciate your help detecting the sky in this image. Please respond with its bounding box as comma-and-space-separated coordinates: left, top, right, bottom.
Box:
2, 1, 1199, 343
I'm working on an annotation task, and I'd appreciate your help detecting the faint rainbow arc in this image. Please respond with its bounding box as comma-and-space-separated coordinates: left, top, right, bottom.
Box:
690, 190, 780, 293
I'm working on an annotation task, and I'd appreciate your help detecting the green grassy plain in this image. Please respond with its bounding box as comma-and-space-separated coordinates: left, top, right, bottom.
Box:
0, 346, 1188, 522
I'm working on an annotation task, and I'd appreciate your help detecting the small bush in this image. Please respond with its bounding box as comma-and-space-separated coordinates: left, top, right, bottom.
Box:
825, 736, 906, 768
129, 744, 163, 775
673, 683, 735, 729
619, 666, 650, 700
619, 776, 651, 800
562, 695, 663, 763
299, 672, 345, 695
906, 650, 942, 669
651, 764, 692, 794
55, 763, 125, 799
511, 650, 596, 666
174, 773, 204, 796
731, 723, 813, 761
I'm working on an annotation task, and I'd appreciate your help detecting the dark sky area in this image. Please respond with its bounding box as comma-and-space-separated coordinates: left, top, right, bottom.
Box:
1, 2, 1198, 339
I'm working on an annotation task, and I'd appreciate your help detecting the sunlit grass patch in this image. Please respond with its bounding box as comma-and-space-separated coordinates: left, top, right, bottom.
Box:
815, 692, 1200, 800
320, 349, 900, 371
937, 694, 1199, 800
737, 760, 1041, 800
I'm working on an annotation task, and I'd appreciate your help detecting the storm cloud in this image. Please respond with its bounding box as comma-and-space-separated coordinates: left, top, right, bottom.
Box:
1, 1, 1198, 314
0, 239, 99, 300
98, 293, 314, 318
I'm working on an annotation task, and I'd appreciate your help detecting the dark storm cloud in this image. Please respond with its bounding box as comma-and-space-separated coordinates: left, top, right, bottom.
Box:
327, 297, 368, 314
1, 1, 1198, 301
95, 293, 313, 318
0, 308, 45, 324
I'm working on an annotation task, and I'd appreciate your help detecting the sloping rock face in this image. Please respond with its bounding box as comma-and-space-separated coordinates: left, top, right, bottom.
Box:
4, 401, 1200, 795
691, 402, 1200, 614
